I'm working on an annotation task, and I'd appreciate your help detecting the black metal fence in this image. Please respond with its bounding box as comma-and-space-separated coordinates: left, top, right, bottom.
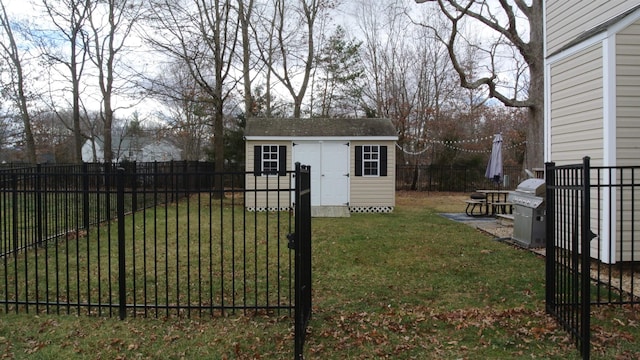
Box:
292, 163, 312, 360
396, 164, 524, 192
0, 162, 208, 256
0, 161, 312, 358
546, 157, 640, 360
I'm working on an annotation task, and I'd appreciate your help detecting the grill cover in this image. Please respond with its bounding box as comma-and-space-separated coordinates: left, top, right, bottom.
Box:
509, 178, 546, 248
515, 178, 545, 196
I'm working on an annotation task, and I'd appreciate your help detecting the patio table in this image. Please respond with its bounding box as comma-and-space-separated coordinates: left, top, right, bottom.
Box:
476, 189, 513, 216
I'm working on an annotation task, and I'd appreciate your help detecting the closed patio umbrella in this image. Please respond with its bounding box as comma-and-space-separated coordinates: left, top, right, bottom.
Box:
485, 133, 503, 184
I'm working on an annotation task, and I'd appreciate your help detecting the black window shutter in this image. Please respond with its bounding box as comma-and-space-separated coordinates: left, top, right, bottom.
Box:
380, 146, 387, 176
278, 145, 287, 176
355, 146, 362, 176
254, 146, 262, 176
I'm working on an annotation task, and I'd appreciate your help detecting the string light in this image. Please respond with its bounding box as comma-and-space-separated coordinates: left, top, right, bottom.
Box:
440, 141, 527, 153
396, 138, 528, 155
424, 134, 494, 144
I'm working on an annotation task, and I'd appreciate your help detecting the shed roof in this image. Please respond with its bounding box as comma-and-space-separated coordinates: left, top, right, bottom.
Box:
244, 118, 398, 138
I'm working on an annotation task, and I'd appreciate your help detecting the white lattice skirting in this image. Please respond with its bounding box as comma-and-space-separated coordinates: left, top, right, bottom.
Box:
349, 206, 394, 213
246, 206, 394, 213
246, 206, 293, 212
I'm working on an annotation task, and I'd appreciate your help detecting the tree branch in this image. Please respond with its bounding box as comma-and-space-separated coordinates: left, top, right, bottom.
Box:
442, 0, 527, 53
513, 0, 531, 17
423, 0, 534, 108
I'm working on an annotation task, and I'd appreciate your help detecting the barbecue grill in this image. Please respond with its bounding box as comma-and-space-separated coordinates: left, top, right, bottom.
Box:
507, 178, 546, 248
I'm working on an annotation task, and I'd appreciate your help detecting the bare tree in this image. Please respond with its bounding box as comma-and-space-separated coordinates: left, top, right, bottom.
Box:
145, 0, 239, 182
39, 0, 93, 163
251, 0, 282, 117
354, 0, 462, 166
31, 109, 78, 162
261, 0, 331, 118
88, 0, 143, 163
0, 0, 37, 163
415, 0, 544, 169
238, 0, 255, 117
151, 62, 211, 161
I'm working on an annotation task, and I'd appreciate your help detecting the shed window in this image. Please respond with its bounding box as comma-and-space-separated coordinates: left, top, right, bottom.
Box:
355, 145, 387, 177
363, 145, 379, 176
262, 145, 279, 174
254, 145, 287, 176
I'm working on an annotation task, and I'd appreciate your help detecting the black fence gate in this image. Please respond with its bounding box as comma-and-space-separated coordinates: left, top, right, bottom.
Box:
545, 158, 592, 359
546, 157, 640, 360
0, 161, 312, 359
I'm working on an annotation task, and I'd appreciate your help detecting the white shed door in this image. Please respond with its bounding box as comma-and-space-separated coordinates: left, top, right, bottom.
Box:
293, 141, 349, 206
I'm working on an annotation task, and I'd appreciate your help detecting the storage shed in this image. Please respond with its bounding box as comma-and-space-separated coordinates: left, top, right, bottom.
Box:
244, 118, 398, 216
545, 1, 640, 262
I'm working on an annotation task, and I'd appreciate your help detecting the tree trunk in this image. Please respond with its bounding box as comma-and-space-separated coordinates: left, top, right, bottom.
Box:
0, 3, 36, 163
239, 0, 253, 117
15, 62, 37, 163
525, 103, 544, 171
525, 0, 545, 171
19, 105, 37, 164
103, 102, 114, 164
72, 75, 83, 163
212, 103, 225, 199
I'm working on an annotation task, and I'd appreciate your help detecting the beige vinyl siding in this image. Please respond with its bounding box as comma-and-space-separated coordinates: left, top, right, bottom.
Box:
591, 170, 640, 262
616, 20, 640, 166
245, 141, 292, 209
613, 196, 640, 262
549, 44, 604, 165
349, 141, 395, 207
546, 0, 640, 55
612, 20, 640, 261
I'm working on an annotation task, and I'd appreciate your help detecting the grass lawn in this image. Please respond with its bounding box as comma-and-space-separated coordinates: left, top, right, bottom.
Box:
0, 191, 638, 359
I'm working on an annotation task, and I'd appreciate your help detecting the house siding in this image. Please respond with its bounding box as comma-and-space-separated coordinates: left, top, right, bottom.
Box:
349, 140, 395, 209
549, 44, 604, 165
546, 0, 640, 55
614, 20, 640, 261
245, 141, 292, 210
546, 2, 640, 263
608, 191, 640, 262
616, 20, 640, 166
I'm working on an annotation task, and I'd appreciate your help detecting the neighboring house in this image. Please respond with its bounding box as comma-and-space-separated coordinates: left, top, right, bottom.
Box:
244, 118, 398, 216
544, 1, 640, 262
81, 135, 182, 163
